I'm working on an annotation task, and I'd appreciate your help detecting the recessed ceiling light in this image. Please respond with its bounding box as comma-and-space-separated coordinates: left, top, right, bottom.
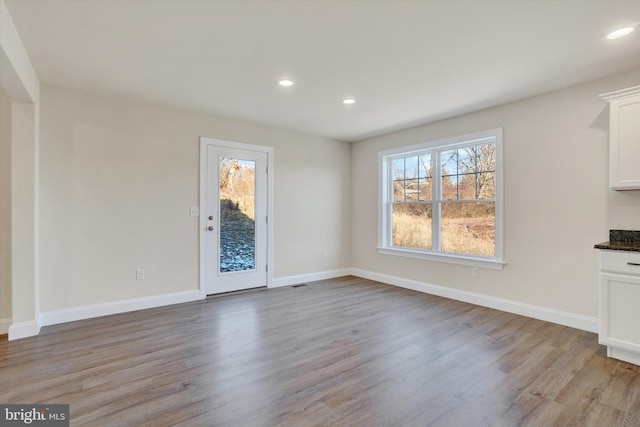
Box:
278, 79, 294, 87
606, 27, 635, 40
343, 98, 356, 105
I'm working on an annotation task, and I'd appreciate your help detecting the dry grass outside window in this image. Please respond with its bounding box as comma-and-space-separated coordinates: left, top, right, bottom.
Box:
392, 210, 495, 257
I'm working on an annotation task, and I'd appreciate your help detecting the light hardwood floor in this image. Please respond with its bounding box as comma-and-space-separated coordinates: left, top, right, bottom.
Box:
1, 276, 639, 426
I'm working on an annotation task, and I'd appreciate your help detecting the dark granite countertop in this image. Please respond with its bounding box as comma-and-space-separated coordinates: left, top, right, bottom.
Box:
594, 230, 640, 253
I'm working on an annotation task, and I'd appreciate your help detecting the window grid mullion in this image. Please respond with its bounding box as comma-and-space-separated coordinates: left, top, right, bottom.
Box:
456, 150, 460, 201
474, 147, 479, 200
402, 157, 407, 202
387, 159, 393, 247
432, 148, 441, 252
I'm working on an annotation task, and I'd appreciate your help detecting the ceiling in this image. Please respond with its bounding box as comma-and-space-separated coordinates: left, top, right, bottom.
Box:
5, 0, 640, 142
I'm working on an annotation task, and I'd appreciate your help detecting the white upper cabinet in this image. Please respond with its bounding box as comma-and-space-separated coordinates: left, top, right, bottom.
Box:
600, 86, 640, 190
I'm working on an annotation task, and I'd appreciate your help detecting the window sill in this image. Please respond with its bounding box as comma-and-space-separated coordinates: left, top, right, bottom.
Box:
377, 247, 506, 270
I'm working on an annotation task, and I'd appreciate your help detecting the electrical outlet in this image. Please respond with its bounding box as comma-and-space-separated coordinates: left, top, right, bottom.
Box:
190, 206, 200, 217
471, 267, 479, 278
136, 269, 145, 281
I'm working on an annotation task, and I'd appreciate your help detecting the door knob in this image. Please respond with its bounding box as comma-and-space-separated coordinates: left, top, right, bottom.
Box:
208, 216, 214, 220
208, 226, 214, 231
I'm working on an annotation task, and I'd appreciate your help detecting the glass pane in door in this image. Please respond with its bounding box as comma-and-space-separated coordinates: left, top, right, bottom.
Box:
219, 157, 256, 272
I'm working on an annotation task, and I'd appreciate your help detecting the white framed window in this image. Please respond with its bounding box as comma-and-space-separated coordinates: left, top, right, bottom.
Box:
378, 128, 504, 270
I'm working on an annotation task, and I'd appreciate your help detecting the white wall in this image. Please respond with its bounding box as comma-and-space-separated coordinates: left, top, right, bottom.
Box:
10, 98, 39, 330
0, 88, 11, 330
2, 0, 41, 339
39, 84, 351, 313
352, 68, 640, 319
0, 0, 40, 105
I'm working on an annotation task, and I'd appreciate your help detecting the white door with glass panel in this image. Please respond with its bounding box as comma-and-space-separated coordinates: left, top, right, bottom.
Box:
202, 140, 268, 294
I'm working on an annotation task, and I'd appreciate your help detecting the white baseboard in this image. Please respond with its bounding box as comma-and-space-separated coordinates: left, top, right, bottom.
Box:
608, 346, 640, 366
15, 268, 598, 339
1, 317, 12, 335
8, 318, 42, 340
40, 290, 204, 327
350, 268, 599, 333
271, 268, 353, 288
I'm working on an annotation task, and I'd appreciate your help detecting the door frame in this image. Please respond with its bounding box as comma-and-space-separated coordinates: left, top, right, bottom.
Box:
199, 137, 274, 297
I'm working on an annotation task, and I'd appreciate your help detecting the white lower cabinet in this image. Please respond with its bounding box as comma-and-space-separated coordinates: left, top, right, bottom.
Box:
599, 250, 640, 365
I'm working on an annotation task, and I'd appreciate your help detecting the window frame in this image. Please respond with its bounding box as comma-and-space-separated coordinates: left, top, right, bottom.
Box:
378, 128, 505, 270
